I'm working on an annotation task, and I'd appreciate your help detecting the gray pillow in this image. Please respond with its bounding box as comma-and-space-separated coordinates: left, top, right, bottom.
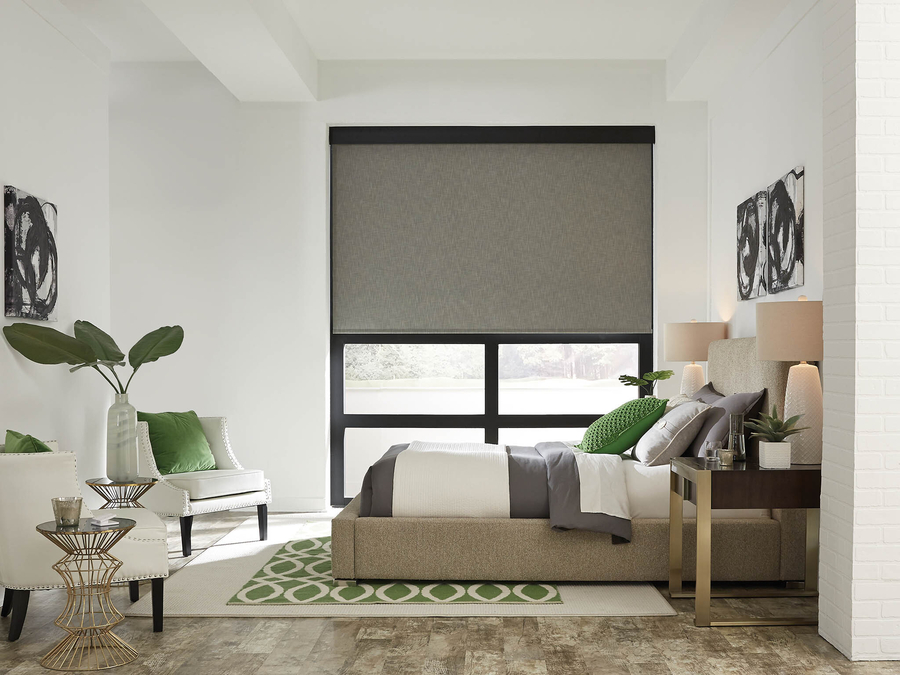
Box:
691, 383, 725, 405
687, 389, 766, 457
634, 402, 712, 466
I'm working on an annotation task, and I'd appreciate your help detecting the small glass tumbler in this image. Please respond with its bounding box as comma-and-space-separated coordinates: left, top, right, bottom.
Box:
51, 497, 82, 528
719, 449, 735, 467
702, 441, 723, 467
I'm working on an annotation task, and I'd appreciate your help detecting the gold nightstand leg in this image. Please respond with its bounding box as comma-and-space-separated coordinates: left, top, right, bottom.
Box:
669, 472, 683, 597
694, 471, 712, 628
806, 508, 820, 592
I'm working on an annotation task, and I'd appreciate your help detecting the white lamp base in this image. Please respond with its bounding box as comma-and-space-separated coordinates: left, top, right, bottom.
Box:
680, 363, 705, 397
784, 363, 823, 464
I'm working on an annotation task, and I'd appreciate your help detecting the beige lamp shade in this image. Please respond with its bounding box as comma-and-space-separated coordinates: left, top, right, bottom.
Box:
664, 322, 728, 362
757, 299, 823, 362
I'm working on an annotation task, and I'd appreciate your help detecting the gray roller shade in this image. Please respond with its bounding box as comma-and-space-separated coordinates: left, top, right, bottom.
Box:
331, 142, 652, 334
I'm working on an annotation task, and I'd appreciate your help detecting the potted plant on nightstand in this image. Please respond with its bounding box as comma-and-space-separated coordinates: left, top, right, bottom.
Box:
744, 405, 809, 469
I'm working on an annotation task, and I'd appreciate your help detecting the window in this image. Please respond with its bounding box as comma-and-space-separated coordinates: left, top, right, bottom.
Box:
329, 126, 654, 505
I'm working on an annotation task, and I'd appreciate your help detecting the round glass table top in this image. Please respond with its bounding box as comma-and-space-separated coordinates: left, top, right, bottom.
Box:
37, 518, 137, 535
85, 477, 158, 487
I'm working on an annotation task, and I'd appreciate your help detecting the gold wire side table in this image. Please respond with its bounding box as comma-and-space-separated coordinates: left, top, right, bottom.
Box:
85, 477, 157, 508
36, 518, 137, 671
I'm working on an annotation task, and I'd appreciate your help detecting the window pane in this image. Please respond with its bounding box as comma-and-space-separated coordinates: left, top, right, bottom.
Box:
498, 428, 587, 447
344, 427, 484, 498
344, 344, 485, 414
498, 343, 639, 415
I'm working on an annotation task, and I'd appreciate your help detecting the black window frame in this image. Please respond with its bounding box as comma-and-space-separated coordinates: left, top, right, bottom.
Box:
329, 125, 655, 506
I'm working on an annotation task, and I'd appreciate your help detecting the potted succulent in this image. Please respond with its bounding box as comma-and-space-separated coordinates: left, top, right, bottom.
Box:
744, 405, 808, 469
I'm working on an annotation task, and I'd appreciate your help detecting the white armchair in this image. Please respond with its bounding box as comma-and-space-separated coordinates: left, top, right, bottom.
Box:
0, 447, 167, 641
137, 417, 271, 557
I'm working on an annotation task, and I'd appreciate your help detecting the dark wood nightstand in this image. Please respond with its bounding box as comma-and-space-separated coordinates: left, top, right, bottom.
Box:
669, 456, 821, 627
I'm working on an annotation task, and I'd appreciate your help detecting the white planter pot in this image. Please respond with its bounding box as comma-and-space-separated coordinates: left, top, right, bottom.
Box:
759, 441, 792, 469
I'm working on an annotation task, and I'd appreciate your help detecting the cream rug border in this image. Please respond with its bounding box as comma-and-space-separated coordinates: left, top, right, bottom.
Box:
127, 514, 675, 618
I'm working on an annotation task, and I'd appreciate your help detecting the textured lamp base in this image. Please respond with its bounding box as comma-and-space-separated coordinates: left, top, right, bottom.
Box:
784, 363, 823, 465
680, 363, 705, 397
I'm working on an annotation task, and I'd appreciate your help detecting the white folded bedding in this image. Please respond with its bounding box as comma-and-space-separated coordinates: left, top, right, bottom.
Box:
392, 441, 510, 518
622, 459, 770, 520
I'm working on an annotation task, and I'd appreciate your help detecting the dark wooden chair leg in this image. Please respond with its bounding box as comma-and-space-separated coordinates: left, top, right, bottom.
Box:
1, 589, 12, 617
8, 590, 30, 642
257, 504, 268, 541
129, 581, 140, 602
180, 516, 193, 557
151, 578, 164, 632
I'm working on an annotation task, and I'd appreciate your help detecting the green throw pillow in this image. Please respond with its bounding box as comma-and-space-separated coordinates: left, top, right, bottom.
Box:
4, 430, 52, 453
577, 398, 669, 455
137, 411, 217, 475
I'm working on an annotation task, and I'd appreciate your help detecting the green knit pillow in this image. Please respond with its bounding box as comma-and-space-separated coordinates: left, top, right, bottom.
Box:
577, 398, 669, 454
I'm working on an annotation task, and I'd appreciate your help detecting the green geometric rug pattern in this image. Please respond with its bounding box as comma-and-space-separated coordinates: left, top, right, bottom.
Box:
228, 537, 561, 605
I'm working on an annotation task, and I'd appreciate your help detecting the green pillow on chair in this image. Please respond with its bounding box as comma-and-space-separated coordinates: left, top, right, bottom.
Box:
577, 398, 669, 455
137, 411, 217, 475
4, 430, 53, 453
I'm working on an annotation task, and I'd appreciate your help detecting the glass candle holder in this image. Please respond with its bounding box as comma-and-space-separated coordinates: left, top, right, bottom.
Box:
51, 497, 82, 527
718, 449, 735, 467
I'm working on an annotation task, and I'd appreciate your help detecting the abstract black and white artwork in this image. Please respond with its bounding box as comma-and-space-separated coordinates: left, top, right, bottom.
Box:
4, 185, 58, 321
766, 166, 804, 294
737, 190, 768, 301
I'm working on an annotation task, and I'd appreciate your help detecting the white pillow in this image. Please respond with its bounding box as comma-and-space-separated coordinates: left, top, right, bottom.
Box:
665, 394, 693, 414
634, 401, 711, 466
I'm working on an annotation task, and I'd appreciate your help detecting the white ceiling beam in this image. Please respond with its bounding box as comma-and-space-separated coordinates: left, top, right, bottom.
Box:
140, 0, 317, 102
23, 0, 110, 73
666, 0, 792, 101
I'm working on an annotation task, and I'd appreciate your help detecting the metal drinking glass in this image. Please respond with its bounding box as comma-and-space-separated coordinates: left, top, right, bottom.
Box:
51, 497, 82, 528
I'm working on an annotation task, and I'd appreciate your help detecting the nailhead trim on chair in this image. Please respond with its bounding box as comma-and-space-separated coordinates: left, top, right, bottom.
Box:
3, 573, 169, 592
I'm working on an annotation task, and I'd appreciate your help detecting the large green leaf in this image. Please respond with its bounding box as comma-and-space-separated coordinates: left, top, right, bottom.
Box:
618, 375, 648, 388
128, 325, 184, 370
3, 323, 96, 365
74, 320, 125, 363
642, 370, 674, 382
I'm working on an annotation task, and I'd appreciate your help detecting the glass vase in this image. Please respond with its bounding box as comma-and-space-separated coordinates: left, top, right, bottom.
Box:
728, 412, 747, 462
107, 393, 139, 482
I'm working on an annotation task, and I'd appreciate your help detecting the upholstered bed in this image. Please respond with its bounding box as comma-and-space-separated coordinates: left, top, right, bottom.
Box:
331, 337, 808, 583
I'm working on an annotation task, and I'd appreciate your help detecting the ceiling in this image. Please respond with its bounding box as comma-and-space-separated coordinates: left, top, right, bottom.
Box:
61, 0, 708, 63
53, 0, 800, 102
60, 0, 194, 62
284, 0, 708, 61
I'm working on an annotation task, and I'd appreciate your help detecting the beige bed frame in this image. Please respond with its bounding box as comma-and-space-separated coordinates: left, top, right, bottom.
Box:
331, 337, 809, 583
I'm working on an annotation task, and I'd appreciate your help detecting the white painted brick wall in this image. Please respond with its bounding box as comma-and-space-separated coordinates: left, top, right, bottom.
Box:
822, 0, 900, 660
821, 0, 858, 656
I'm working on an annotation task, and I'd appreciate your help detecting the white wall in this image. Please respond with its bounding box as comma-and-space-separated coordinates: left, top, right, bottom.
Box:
820, 0, 900, 661
109, 63, 321, 512
110, 60, 707, 510
707, 3, 824, 336
0, 0, 111, 496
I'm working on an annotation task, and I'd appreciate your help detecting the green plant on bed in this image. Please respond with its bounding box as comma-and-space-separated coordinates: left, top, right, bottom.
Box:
618, 370, 673, 397
744, 405, 809, 442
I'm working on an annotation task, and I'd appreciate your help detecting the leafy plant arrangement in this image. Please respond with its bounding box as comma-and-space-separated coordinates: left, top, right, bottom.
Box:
744, 405, 808, 443
618, 370, 674, 397
3, 321, 184, 394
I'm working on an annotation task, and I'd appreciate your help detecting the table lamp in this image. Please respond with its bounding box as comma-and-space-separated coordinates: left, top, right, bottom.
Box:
756, 297, 823, 464
664, 321, 728, 396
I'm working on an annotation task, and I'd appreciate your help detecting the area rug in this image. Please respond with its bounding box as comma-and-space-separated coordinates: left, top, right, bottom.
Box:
228, 536, 561, 605
127, 514, 675, 618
